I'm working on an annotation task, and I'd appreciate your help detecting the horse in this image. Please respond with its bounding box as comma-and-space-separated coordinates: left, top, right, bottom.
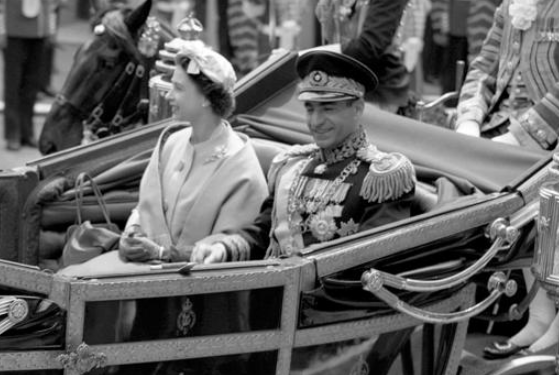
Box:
39, 0, 176, 155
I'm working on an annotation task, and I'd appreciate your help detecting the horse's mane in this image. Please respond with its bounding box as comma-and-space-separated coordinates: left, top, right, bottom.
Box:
95, 8, 142, 59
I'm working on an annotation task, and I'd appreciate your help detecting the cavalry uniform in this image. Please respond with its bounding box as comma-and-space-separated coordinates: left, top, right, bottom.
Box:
456, 0, 559, 150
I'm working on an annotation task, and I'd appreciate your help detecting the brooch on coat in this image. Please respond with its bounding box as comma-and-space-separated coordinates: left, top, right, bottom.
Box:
205, 145, 228, 163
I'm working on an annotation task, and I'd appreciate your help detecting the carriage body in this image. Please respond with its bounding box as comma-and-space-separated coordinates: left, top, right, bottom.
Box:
0, 51, 555, 374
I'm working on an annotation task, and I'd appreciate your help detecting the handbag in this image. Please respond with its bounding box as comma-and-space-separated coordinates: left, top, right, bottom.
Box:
60, 172, 121, 268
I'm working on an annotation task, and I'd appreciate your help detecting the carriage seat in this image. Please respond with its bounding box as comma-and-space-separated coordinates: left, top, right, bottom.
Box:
39, 137, 441, 234
412, 183, 439, 215
251, 138, 290, 176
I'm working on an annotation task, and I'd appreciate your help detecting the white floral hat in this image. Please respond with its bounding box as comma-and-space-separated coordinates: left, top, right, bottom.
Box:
168, 39, 237, 92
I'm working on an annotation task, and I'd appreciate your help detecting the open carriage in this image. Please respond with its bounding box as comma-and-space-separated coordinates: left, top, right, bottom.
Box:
0, 48, 557, 375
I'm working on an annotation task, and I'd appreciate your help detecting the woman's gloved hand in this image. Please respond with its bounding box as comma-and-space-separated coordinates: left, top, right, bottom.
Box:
190, 242, 227, 264
119, 226, 163, 262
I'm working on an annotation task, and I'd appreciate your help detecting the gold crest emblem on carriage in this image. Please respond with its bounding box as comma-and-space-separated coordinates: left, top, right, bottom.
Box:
176, 297, 196, 336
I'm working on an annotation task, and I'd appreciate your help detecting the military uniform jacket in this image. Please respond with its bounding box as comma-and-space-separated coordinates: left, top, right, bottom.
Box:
229, 129, 416, 260
456, 0, 559, 150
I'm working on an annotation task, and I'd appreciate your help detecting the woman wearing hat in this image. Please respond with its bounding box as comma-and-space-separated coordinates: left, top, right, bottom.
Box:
60, 39, 267, 275
116, 40, 267, 263
59, 41, 268, 368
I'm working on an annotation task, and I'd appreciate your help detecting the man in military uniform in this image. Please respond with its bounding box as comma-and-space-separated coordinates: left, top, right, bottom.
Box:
192, 49, 416, 263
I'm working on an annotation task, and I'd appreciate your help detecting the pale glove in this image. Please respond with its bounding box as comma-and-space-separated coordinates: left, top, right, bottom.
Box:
456, 120, 481, 137
191, 242, 227, 264
492, 132, 520, 146
119, 227, 163, 262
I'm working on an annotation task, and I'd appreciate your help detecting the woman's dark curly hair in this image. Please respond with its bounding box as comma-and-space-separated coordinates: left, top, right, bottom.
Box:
176, 55, 236, 118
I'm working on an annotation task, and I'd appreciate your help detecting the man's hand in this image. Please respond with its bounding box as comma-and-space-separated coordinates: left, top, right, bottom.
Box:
119, 235, 161, 262
492, 132, 520, 146
456, 120, 481, 137
190, 242, 227, 264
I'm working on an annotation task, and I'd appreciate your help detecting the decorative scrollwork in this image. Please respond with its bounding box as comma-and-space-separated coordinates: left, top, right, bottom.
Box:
488, 218, 519, 244
57, 343, 107, 375
361, 270, 383, 292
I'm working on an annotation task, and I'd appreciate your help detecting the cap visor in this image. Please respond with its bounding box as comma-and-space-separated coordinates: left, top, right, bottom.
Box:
297, 91, 357, 102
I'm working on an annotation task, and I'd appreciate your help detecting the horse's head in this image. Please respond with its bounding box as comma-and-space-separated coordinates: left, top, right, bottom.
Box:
39, 0, 174, 155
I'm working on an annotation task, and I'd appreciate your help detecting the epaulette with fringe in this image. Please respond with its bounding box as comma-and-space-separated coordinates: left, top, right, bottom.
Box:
267, 144, 319, 186
275, 144, 319, 163
356, 146, 416, 203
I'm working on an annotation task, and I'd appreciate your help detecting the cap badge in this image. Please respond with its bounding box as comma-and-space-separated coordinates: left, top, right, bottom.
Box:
310, 71, 328, 86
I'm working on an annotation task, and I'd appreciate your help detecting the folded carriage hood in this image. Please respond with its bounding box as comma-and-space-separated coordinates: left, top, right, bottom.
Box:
235, 80, 549, 195
233, 51, 549, 195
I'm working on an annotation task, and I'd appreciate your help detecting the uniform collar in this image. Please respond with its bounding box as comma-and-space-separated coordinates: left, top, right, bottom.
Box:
318, 126, 369, 165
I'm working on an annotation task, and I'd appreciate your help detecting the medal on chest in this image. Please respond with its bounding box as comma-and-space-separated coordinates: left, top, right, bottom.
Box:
287, 158, 361, 242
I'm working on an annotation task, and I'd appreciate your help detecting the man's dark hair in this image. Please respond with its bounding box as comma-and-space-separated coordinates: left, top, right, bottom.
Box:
176, 56, 236, 118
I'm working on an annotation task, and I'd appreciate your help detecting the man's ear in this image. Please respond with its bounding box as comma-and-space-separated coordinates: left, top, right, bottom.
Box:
354, 99, 365, 117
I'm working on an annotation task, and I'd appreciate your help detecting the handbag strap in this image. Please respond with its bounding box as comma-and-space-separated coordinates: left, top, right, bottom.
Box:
74, 172, 113, 226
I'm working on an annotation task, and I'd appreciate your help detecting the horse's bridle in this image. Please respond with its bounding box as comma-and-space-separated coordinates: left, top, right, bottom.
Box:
54, 16, 162, 142
83, 58, 150, 139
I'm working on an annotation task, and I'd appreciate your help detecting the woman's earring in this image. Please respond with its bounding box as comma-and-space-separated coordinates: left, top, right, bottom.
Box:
202, 101, 209, 108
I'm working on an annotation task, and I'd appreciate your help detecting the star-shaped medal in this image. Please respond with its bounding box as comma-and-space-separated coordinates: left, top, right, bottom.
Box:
337, 218, 359, 237
314, 163, 327, 174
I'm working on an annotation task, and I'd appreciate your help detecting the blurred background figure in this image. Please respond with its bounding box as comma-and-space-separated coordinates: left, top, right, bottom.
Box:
247, 0, 304, 50
398, 0, 431, 96
157, 0, 260, 76
315, 0, 411, 113
430, 0, 470, 104
240, 0, 311, 73
0, 0, 61, 151
466, 0, 501, 64
155, 0, 193, 29
157, 0, 315, 77
455, 0, 559, 150
38, 0, 66, 99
